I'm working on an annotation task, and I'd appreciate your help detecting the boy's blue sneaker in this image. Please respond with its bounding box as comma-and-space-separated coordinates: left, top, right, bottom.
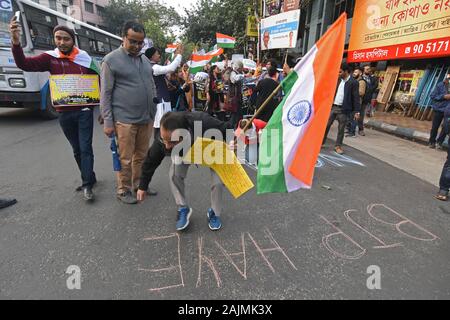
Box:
207, 208, 222, 231
176, 206, 192, 231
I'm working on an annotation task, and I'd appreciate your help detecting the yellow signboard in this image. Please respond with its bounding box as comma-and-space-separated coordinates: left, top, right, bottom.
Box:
246, 15, 259, 37
183, 138, 254, 199
348, 0, 450, 62
49, 74, 100, 107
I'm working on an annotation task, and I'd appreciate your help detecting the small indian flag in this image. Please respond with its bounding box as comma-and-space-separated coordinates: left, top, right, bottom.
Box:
257, 13, 347, 194
216, 33, 235, 48
207, 45, 224, 63
165, 44, 177, 54
188, 53, 213, 74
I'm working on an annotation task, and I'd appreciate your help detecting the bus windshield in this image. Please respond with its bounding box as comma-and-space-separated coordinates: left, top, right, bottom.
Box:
0, 0, 25, 47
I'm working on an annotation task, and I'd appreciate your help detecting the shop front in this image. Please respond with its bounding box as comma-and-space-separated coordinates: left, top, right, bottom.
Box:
347, 0, 450, 134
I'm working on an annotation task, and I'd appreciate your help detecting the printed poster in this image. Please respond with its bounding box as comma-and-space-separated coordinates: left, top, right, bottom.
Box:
49, 74, 100, 107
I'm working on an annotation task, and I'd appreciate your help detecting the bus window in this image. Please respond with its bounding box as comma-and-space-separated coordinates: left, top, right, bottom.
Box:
77, 35, 90, 52
30, 22, 54, 49
110, 38, 121, 51
24, 4, 57, 27
94, 31, 110, 54
24, 4, 57, 49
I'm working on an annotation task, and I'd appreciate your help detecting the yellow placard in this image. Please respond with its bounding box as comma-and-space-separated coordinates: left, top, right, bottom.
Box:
49, 74, 100, 107
246, 15, 259, 37
183, 138, 254, 199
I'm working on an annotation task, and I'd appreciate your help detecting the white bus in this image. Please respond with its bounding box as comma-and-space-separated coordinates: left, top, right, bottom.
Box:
0, 0, 122, 118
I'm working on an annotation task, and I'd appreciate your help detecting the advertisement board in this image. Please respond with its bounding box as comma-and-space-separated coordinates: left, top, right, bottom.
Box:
260, 9, 300, 50
348, 0, 450, 62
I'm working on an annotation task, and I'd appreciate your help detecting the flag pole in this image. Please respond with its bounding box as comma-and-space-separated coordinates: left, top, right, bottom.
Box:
241, 82, 282, 132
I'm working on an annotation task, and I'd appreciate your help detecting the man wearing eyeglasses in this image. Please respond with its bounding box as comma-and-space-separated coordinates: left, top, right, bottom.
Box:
100, 21, 158, 204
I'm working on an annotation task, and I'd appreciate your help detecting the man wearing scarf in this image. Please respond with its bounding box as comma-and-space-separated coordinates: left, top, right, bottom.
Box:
9, 19, 98, 201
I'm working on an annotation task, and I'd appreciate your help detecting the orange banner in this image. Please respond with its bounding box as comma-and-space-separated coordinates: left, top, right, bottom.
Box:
348, 0, 450, 62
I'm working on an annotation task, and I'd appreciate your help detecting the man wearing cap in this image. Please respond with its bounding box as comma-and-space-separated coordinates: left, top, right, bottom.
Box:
9, 19, 98, 201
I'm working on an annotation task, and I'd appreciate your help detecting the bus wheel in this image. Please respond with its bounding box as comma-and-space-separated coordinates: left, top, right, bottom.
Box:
40, 89, 59, 120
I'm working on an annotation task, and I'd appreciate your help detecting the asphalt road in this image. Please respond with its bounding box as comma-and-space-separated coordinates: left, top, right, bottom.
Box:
0, 108, 449, 299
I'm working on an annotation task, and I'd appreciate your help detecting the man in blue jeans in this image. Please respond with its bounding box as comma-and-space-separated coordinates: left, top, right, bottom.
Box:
434, 73, 450, 201
9, 20, 98, 201
429, 74, 450, 149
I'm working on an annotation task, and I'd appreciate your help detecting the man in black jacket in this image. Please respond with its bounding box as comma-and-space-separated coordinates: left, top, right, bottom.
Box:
137, 112, 237, 231
322, 63, 361, 154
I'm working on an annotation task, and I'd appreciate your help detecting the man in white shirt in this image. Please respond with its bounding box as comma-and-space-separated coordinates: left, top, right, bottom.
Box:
145, 45, 184, 130
322, 63, 361, 155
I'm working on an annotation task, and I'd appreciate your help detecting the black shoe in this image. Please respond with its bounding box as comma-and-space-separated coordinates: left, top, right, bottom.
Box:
76, 179, 97, 192
429, 143, 436, 149
83, 187, 94, 201
345, 133, 356, 137
0, 198, 17, 209
437, 143, 445, 150
117, 191, 138, 204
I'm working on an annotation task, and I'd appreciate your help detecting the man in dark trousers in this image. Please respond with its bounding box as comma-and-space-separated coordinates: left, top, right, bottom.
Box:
9, 18, 98, 201
429, 73, 450, 149
322, 63, 361, 155
434, 73, 450, 201
137, 112, 239, 232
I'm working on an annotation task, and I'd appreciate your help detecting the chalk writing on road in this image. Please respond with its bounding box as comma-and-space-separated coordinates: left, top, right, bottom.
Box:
138, 228, 297, 292
138, 233, 185, 292
137, 205, 439, 292
321, 204, 440, 260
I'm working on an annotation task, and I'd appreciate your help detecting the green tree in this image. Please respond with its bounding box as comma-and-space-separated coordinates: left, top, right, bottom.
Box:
103, 0, 180, 49
182, 0, 249, 52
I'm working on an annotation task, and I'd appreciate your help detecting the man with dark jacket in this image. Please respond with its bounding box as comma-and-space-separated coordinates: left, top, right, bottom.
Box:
429, 74, 450, 149
434, 73, 450, 201
322, 63, 361, 155
137, 112, 238, 231
9, 19, 98, 201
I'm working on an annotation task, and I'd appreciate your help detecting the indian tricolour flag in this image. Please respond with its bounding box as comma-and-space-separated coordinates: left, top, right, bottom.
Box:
206, 45, 224, 63
188, 53, 213, 74
257, 13, 347, 194
45, 47, 99, 74
216, 33, 235, 48
165, 44, 177, 54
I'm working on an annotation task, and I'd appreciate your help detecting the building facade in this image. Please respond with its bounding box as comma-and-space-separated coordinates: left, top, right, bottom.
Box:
300, 0, 354, 55
33, 0, 109, 31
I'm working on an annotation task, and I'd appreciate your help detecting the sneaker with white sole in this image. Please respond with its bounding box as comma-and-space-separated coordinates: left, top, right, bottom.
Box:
207, 208, 222, 231
176, 206, 192, 231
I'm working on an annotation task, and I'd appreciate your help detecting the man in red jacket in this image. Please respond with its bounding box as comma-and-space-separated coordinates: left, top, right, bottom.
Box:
9, 18, 98, 201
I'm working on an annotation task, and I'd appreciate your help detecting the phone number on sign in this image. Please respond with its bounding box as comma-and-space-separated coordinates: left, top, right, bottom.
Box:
406, 40, 449, 55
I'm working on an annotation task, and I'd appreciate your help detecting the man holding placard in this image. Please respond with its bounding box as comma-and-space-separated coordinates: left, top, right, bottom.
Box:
9, 19, 99, 201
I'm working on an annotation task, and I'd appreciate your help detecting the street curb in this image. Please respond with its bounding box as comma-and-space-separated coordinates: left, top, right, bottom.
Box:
364, 119, 441, 146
